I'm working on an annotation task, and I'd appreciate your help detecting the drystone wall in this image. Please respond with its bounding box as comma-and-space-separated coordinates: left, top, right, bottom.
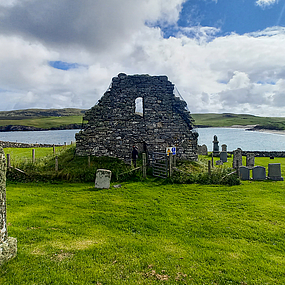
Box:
0, 141, 59, 148
0, 147, 17, 265
76, 73, 198, 161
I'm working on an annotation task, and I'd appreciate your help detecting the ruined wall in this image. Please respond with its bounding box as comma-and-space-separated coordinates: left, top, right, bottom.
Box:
76, 73, 198, 161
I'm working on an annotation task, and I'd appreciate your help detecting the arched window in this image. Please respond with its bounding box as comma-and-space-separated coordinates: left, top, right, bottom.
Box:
135, 97, 143, 116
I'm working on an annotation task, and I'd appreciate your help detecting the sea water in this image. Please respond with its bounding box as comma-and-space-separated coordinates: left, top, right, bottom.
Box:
0, 128, 285, 151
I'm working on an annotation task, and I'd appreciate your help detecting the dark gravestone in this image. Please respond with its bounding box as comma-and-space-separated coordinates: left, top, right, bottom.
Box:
220, 151, 227, 163
239, 166, 250, 180
212, 135, 219, 157
252, 166, 266, 180
268, 163, 284, 181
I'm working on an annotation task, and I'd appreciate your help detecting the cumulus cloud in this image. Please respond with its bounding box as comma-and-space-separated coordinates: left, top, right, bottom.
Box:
1, 0, 285, 117
256, 0, 278, 8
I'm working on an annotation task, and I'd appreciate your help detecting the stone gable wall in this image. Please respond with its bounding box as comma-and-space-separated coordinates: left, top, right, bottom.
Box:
76, 73, 198, 161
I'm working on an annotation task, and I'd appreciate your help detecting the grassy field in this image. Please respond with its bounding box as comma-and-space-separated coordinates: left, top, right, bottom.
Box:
2, 178, 285, 284
1, 148, 285, 284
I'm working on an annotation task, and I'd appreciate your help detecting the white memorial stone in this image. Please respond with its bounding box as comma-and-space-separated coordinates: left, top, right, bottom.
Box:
95, 169, 112, 189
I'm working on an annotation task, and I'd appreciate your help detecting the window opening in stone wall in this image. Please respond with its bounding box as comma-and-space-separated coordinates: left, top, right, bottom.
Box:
135, 97, 144, 116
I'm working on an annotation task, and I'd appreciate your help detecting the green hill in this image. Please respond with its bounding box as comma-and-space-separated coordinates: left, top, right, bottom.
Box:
192, 113, 285, 130
1, 109, 285, 131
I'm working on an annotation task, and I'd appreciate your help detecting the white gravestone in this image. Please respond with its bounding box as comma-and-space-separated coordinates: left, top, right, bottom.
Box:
95, 169, 112, 189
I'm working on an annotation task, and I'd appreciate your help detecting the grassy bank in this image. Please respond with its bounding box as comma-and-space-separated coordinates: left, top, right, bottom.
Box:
2, 178, 285, 284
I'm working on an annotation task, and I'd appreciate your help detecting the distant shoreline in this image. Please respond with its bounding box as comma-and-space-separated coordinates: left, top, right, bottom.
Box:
196, 125, 285, 136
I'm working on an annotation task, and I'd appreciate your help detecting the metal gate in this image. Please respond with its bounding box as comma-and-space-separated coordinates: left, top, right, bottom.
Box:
152, 152, 168, 178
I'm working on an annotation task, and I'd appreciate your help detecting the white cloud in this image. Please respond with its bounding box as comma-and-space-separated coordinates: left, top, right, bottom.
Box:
1, 1, 285, 117
256, 0, 278, 8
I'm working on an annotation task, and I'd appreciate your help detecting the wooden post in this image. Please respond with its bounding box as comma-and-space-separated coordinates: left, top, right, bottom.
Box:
7, 154, 11, 168
53, 144, 55, 155
32, 149, 35, 163
88, 155, 91, 167
142, 153, 146, 178
208, 160, 211, 175
169, 153, 173, 177
55, 156, 58, 171
211, 153, 214, 167
173, 155, 177, 167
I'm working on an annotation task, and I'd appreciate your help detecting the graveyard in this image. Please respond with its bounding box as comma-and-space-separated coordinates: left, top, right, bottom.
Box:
0, 144, 285, 284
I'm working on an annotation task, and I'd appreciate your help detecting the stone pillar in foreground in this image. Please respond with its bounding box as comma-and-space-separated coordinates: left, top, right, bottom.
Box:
0, 147, 17, 265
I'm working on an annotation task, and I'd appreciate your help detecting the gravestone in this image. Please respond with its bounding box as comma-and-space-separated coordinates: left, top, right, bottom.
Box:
252, 166, 266, 180
268, 163, 284, 181
246, 153, 255, 169
200, 144, 208, 156
0, 147, 17, 265
212, 135, 219, 157
95, 169, 112, 189
233, 148, 242, 169
239, 166, 250, 180
216, 160, 223, 166
221, 144, 227, 152
220, 151, 227, 163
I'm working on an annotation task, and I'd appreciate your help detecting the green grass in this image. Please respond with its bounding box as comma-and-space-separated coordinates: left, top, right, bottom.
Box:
192, 113, 285, 130
0, 115, 83, 128
2, 178, 285, 284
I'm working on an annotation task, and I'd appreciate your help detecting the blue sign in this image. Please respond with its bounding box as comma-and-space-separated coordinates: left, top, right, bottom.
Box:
171, 147, 176, 155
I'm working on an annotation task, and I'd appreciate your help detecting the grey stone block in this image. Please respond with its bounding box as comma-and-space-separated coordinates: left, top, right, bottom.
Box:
95, 169, 112, 189
216, 160, 223, 165
220, 151, 227, 163
268, 163, 284, 181
252, 166, 266, 180
239, 166, 250, 180
0, 147, 17, 265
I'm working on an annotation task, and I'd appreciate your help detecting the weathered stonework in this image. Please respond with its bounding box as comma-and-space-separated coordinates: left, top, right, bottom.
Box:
76, 73, 198, 161
0, 147, 17, 265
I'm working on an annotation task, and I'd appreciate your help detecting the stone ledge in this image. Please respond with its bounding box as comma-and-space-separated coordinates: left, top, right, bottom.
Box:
0, 237, 17, 266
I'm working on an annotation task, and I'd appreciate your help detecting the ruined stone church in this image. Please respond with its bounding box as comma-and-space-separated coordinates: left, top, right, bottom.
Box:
75, 73, 198, 161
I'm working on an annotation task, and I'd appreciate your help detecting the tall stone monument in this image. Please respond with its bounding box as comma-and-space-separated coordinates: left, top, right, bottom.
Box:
0, 147, 17, 265
233, 148, 243, 169
212, 135, 219, 157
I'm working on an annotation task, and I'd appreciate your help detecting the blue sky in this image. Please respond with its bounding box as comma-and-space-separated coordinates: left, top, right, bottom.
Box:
0, 0, 285, 116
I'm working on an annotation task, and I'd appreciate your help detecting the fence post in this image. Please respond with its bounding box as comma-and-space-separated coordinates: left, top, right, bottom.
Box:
211, 153, 214, 167
173, 155, 177, 167
208, 160, 211, 175
7, 154, 11, 168
32, 149, 35, 163
142, 153, 146, 178
169, 153, 173, 177
53, 144, 55, 155
88, 155, 91, 167
55, 156, 58, 171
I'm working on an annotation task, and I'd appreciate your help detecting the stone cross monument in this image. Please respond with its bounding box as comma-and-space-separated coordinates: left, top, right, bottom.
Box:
0, 147, 17, 265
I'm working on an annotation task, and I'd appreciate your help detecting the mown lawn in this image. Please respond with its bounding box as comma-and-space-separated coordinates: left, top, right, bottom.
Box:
2, 177, 285, 284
